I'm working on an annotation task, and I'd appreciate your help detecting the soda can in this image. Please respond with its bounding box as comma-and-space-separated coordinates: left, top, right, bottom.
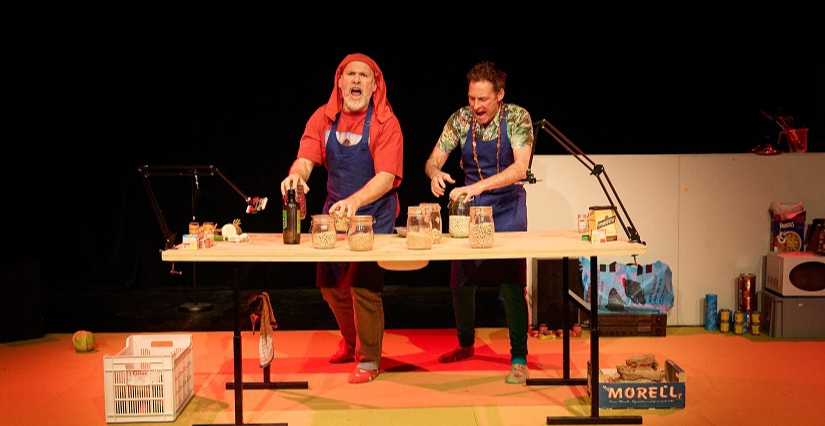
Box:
733, 310, 745, 323
719, 321, 730, 333
750, 323, 761, 336
719, 308, 731, 322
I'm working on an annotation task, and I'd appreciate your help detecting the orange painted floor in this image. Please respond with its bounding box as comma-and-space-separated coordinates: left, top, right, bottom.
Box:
2, 326, 824, 426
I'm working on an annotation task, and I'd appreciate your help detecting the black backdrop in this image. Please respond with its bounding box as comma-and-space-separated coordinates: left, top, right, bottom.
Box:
5, 6, 822, 298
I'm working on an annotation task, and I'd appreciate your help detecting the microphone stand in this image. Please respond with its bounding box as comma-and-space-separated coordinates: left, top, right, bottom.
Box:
138, 165, 267, 313
530, 119, 644, 245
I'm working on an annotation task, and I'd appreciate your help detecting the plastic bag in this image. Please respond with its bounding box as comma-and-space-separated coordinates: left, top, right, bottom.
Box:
580, 258, 674, 314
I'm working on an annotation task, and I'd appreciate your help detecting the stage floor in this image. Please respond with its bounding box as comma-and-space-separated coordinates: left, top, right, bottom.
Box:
2, 326, 823, 426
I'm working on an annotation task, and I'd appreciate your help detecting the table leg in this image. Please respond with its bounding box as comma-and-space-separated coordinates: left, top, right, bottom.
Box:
527, 256, 642, 425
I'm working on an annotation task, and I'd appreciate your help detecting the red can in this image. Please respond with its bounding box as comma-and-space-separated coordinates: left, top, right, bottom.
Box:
738, 274, 757, 312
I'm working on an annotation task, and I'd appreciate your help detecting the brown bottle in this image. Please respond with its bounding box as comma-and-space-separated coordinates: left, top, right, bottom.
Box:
283, 189, 300, 244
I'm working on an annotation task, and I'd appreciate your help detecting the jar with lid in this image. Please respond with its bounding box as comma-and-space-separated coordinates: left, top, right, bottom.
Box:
468, 205, 494, 248
348, 215, 375, 251
419, 202, 442, 244
448, 195, 472, 238
310, 214, 337, 249
406, 206, 432, 250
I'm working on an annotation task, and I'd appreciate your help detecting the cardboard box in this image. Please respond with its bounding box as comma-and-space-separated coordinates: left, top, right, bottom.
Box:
770, 208, 806, 253
588, 206, 618, 242
588, 359, 685, 409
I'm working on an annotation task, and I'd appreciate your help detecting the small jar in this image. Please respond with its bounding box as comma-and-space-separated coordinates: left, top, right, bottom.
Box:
348, 215, 375, 251
419, 202, 442, 244
188, 221, 201, 236
448, 195, 472, 238
310, 214, 337, 249
406, 206, 432, 250
202, 222, 215, 248
469, 206, 494, 248
333, 210, 350, 233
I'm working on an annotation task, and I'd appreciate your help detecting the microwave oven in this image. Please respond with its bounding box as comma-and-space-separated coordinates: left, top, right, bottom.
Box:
765, 252, 825, 297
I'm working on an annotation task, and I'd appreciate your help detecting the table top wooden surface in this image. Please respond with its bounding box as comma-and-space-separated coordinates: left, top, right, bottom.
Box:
161, 230, 646, 264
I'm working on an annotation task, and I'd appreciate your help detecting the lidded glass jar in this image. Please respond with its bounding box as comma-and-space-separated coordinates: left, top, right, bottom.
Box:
448, 195, 472, 238
419, 202, 442, 244
468, 206, 494, 248
406, 206, 432, 250
347, 215, 375, 251
310, 214, 337, 249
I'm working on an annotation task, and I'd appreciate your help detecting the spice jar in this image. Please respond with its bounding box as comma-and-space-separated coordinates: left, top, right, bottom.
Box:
469, 206, 494, 248
406, 206, 432, 250
310, 214, 337, 249
348, 215, 375, 251
419, 202, 442, 244
448, 195, 472, 238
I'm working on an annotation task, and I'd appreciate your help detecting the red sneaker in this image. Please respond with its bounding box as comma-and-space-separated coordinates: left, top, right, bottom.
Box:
328, 348, 355, 363
347, 368, 380, 384
437, 345, 474, 363
328, 339, 355, 363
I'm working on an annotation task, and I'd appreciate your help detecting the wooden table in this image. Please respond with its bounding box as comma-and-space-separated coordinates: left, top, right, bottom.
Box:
163, 231, 647, 425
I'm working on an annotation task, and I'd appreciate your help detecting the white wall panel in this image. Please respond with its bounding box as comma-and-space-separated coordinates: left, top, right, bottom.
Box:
525, 153, 824, 325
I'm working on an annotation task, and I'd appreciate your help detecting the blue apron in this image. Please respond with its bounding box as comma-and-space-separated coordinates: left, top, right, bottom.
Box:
318, 102, 396, 291
323, 102, 397, 233
451, 106, 527, 287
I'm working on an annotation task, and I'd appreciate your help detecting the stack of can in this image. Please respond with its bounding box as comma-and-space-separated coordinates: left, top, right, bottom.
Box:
733, 310, 745, 335
719, 308, 732, 333
750, 311, 761, 335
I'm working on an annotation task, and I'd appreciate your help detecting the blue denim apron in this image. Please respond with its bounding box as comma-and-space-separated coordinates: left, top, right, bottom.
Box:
318, 103, 396, 291
451, 106, 527, 287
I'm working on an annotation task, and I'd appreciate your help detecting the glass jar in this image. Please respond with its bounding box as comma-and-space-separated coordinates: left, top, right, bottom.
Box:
448, 195, 472, 238
333, 210, 350, 233
419, 202, 442, 244
347, 215, 375, 251
310, 214, 337, 249
468, 206, 494, 248
406, 206, 432, 250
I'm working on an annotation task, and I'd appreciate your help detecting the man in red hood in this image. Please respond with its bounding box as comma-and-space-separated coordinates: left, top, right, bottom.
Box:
281, 53, 403, 384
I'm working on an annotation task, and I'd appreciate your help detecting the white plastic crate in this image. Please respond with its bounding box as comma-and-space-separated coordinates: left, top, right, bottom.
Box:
103, 334, 194, 423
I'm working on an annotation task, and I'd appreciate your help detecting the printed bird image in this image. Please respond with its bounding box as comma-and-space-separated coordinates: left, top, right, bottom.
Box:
606, 288, 625, 311
622, 277, 647, 305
